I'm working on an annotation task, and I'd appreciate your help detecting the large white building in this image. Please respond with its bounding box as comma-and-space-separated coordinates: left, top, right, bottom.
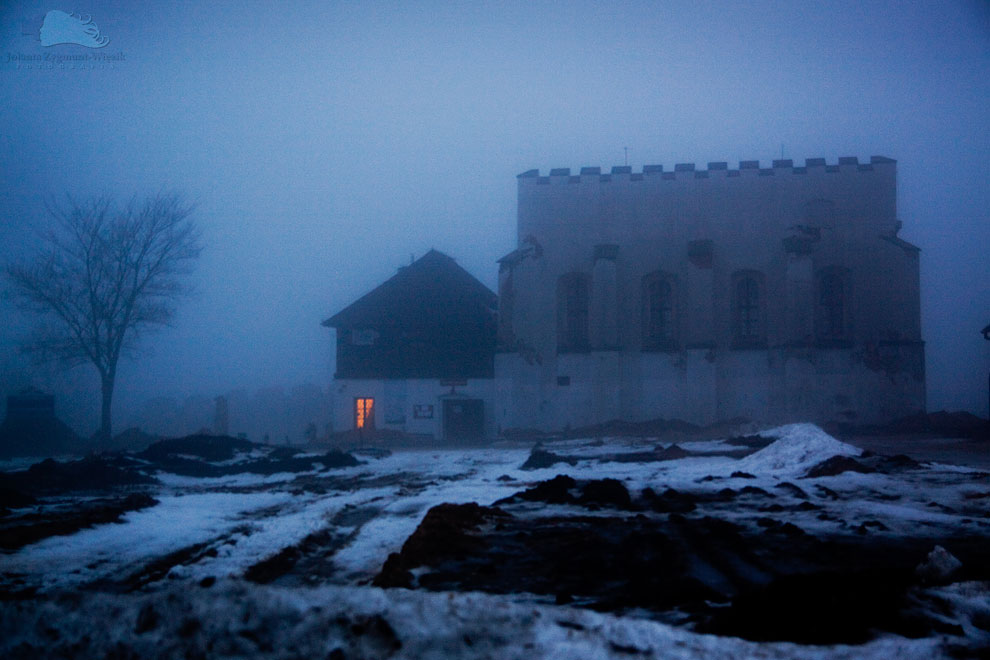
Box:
325, 156, 926, 441
494, 156, 925, 433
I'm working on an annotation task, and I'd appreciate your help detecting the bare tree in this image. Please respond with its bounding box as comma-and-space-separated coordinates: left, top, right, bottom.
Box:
4, 193, 202, 442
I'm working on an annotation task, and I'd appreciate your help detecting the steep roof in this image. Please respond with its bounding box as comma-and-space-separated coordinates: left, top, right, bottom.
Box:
322, 249, 496, 329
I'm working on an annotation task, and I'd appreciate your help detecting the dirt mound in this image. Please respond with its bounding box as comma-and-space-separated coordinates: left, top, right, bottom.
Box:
139, 434, 257, 463
134, 435, 360, 477
578, 478, 632, 509
520, 449, 577, 470
803, 455, 876, 478
654, 443, 692, 460
374, 503, 509, 588
0, 415, 81, 459
803, 450, 925, 478
244, 450, 360, 475
374, 503, 722, 610
0, 456, 156, 496
374, 499, 990, 645
519, 442, 744, 470
724, 434, 775, 448
0, 493, 158, 551
497, 474, 577, 505
496, 475, 635, 511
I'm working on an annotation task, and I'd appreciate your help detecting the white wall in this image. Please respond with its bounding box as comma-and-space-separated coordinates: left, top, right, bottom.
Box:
330, 378, 495, 440
496, 158, 925, 432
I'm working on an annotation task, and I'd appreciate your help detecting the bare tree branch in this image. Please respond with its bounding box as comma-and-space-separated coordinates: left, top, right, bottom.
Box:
3, 192, 202, 441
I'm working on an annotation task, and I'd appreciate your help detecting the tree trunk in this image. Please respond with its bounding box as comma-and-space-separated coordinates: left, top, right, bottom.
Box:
100, 373, 114, 443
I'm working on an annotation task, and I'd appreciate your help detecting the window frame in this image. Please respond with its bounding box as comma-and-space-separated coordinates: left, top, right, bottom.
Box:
354, 397, 375, 430
815, 266, 851, 346
731, 270, 767, 349
556, 272, 590, 353
641, 270, 678, 351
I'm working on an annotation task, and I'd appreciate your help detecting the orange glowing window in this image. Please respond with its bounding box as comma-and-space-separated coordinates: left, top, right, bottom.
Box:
355, 398, 374, 429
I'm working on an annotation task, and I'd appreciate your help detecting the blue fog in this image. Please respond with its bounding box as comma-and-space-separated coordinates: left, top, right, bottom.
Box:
0, 1, 987, 437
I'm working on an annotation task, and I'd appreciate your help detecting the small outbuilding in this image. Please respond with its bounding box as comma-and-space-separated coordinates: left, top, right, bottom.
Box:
0, 387, 80, 458
322, 249, 497, 442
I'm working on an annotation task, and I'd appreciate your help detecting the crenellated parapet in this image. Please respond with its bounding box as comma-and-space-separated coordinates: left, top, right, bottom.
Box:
518, 156, 896, 184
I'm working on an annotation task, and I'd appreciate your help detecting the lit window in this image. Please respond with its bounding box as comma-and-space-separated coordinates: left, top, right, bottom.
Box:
355, 397, 374, 429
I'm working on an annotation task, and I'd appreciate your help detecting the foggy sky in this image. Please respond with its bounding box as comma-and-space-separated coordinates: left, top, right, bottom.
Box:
1, 0, 988, 434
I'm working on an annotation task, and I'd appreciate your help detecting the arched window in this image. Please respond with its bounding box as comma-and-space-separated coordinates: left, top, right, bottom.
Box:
642, 271, 677, 350
732, 270, 765, 347
557, 272, 589, 352
816, 267, 850, 343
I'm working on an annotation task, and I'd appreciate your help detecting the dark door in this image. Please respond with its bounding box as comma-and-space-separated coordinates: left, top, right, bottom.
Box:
443, 399, 484, 441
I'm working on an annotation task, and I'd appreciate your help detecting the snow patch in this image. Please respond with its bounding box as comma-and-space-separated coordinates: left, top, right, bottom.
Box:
0, 580, 952, 660
736, 423, 861, 477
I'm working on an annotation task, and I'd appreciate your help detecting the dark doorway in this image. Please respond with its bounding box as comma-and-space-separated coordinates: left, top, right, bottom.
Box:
443, 399, 484, 441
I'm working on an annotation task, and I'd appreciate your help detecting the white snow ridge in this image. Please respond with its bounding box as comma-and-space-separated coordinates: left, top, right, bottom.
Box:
736, 423, 862, 477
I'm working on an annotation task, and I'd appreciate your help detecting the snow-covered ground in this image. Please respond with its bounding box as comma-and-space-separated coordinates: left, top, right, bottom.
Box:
0, 580, 955, 660
1, 423, 988, 658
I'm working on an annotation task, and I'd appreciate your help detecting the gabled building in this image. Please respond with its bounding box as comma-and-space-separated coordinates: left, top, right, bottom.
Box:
496, 156, 925, 431
323, 249, 497, 441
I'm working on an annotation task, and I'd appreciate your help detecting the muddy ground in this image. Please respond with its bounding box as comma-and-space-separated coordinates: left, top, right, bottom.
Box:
1, 427, 988, 655
372, 475, 990, 645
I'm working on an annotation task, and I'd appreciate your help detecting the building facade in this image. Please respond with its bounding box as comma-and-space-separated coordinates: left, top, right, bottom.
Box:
324, 249, 497, 441
495, 156, 925, 432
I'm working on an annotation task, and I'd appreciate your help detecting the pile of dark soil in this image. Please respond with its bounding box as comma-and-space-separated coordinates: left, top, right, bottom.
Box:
0, 455, 159, 551
802, 452, 923, 478
519, 441, 752, 470
134, 435, 360, 478
520, 449, 577, 470
803, 455, 875, 478
494, 475, 635, 511
373, 478, 990, 645
138, 435, 257, 463
0, 456, 156, 496
723, 434, 775, 448
0, 493, 158, 552
239, 449, 360, 476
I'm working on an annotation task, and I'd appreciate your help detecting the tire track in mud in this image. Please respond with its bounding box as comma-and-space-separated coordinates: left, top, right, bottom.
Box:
240, 469, 457, 586
79, 469, 436, 593
88, 524, 256, 593
243, 505, 383, 585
